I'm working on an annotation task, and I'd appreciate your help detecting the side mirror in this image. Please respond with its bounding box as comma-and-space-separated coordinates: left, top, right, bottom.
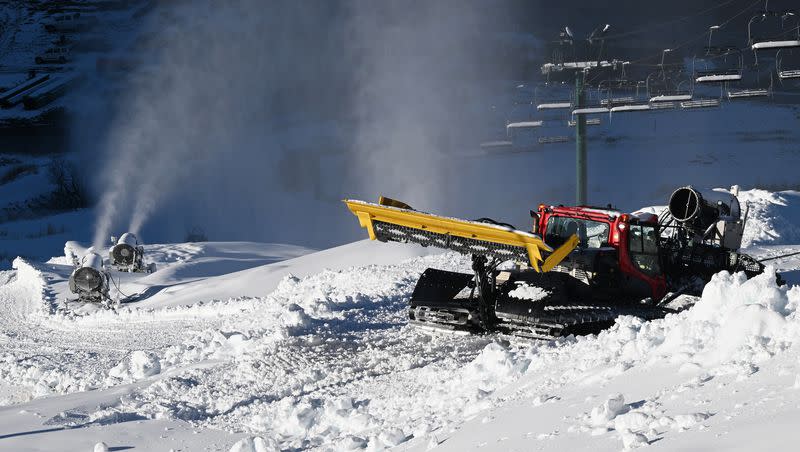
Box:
530, 210, 540, 234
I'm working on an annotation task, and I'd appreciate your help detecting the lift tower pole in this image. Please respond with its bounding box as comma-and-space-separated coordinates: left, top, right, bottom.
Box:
575, 69, 587, 205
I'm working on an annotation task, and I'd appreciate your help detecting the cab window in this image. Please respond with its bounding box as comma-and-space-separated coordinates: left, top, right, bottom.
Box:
629, 224, 660, 276
546, 216, 610, 249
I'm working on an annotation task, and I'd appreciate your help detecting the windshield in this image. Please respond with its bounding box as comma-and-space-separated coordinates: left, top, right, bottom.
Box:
629, 224, 660, 276
545, 216, 610, 249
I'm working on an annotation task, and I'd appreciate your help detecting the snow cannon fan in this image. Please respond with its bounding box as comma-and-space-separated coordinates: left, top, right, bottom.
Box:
667, 186, 747, 251
68, 252, 111, 303
109, 233, 156, 273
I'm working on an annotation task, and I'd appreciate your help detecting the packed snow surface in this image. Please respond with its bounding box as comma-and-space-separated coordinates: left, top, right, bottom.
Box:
1, 189, 800, 451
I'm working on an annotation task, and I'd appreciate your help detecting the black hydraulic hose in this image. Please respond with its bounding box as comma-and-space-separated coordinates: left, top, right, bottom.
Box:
758, 250, 800, 263
473, 217, 517, 230
110, 274, 134, 300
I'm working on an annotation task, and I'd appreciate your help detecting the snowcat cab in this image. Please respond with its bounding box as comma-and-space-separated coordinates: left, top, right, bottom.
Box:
534, 205, 667, 303
109, 233, 155, 273
69, 252, 111, 303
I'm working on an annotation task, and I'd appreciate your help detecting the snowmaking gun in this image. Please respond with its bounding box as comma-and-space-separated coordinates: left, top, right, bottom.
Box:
69, 252, 111, 304
67, 232, 156, 306
109, 233, 156, 273
344, 187, 777, 339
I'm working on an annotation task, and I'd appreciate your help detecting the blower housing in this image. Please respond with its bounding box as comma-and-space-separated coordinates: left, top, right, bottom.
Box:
109, 233, 155, 273
68, 252, 110, 303
668, 186, 746, 250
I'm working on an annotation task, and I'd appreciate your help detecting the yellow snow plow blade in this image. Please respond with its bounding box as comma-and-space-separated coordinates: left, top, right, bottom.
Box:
344, 198, 578, 272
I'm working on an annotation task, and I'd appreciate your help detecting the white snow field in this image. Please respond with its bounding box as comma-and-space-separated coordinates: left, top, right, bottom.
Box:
0, 189, 800, 452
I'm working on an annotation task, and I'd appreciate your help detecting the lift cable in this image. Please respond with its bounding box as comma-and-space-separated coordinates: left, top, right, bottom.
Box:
556, 0, 763, 88
599, 0, 762, 75
584, 0, 772, 87
601, 0, 741, 41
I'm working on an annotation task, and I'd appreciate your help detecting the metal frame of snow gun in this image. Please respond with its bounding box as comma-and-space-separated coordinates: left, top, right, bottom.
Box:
343, 198, 578, 272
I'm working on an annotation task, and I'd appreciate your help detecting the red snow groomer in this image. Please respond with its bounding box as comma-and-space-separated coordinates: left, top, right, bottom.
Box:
345, 186, 773, 339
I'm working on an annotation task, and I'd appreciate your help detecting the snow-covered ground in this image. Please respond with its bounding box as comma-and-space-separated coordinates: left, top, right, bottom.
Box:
0, 188, 798, 451
2, 3, 800, 450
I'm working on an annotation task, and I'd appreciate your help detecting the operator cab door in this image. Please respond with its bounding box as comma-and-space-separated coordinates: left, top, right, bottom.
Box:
628, 224, 661, 277
624, 223, 664, 300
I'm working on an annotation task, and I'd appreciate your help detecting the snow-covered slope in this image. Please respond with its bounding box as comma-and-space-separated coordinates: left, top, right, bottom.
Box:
0, 189, 799, 452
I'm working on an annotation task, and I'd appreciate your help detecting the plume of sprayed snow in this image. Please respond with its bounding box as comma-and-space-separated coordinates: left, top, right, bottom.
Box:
91, 1, 352, 246
90, 0, 513, 247
346, 1, 509, 209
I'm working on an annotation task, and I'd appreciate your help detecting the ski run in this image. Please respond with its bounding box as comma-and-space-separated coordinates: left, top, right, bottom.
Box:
1, 188, 800, 451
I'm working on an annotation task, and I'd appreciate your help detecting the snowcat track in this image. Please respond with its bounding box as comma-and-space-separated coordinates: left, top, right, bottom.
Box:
495, 303, 672, 340
409, 301, 672, 340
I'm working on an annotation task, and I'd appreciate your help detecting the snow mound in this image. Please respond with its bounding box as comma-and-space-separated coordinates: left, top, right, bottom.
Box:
512, 266, 800, 450
740, 190, 800, 247
10, 258, 53, 316
659, 268, 799, 369
108, 351, 162, 383
569, 266, 800, 377
588, 393, 627, 428
229, 436, 280, 452
522, 266, 799, 380
463, 342, 530, 394
634, 189, 800, 249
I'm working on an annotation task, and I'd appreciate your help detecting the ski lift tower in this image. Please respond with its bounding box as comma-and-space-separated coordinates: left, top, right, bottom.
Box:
539, 24, 614, 204
574, 24, 612, 205
575, 68, 588, 205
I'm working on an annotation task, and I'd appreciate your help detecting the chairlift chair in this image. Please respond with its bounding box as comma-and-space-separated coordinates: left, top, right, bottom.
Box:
540, 25, 622, 82
598, 78, 651, 115
646, 70, 693, 104
505, 100, 543, 141
597, 78, 641, 106
538, 136, 570, 144
776, 48, 800, 79
748, 5, 800, 65
727, 87, 771, 98
693, 48, 744, 83
727, 72, 774, 99
534, 82, 573, 112
646, 49, 694, 104
568, 118, 602, 126
696, 24, 745, 83
531, 82, 574, 145
596, 62, 643, 105
680, 98, 721, 109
